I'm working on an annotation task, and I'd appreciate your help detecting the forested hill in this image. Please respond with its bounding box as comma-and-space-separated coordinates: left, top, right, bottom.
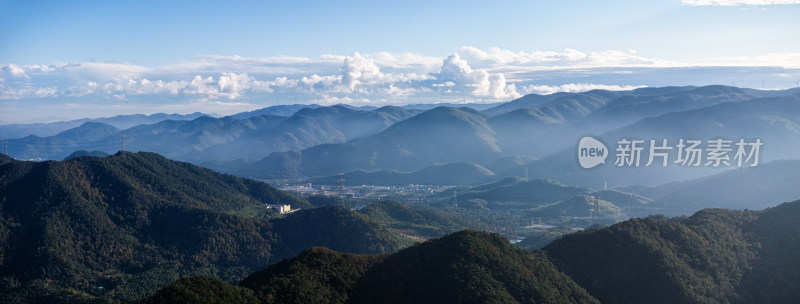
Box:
143, 230, 598, 304
0, 152, 405, 303
543, 199, 800, 304
141, 201, 800, 304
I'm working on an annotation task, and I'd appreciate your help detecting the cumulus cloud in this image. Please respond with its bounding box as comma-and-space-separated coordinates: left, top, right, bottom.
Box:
2, 46, 797, 122
341, 52, 383, 92
682, 0, 800, 5
368, 52, 442, 71
1, 64, 30, 80
0, 85, 58, 99
345, 52, 431, 89
299, 74, 338, 91
436, 53, 520, 99
521, 83, 648, 95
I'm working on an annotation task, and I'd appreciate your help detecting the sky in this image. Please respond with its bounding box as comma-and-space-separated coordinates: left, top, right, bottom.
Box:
1, 0, 799, 123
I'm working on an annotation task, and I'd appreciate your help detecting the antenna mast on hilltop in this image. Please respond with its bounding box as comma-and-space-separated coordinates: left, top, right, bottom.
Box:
591, 196, 599, 219
121, 134, 126, 156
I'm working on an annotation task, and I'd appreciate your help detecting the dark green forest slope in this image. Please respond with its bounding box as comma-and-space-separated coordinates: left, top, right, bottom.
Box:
145, 230, 598, 304
0, 153, 404, 303
143, 200, 800, 304
544, 199, 800, 304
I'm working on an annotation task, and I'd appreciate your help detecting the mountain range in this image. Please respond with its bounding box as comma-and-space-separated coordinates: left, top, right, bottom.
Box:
531, 92, 800, 187
3, 85, 799, 198
4, 105, 420, 163
212, 85, 798, 183
0, 112, 210, 139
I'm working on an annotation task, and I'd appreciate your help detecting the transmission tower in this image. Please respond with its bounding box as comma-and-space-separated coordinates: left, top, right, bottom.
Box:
121, 134, 126, 156
337, 173, 345, 200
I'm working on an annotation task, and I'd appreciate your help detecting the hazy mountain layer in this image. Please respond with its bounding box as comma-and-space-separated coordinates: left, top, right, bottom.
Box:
5, 105, 419, 162
530, 93, 800, 187
310, 162, 496, 186
640, 159, 800, 216
231, 106, 504, 179
0, 112, 209, 139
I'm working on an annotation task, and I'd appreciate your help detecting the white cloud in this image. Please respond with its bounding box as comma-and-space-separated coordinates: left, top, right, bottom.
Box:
436, 53, 520, 99
459, 46, 588, 64
682, 0, 800, 5
433, 81, 456, 87
522, 83, 647, 95
707, 53, 800, 68
459, 47, 675, 70
299, 74, 339, 91
386, 84, 418, 97
59, 62, 149, 80
2, 47, 798, 122
1, 64, 30, 80
367, 52, 442, 71
0, 84, 59, 99
341, 52, 383, 92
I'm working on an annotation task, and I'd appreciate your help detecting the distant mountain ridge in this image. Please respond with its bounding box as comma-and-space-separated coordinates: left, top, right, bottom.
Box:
0, 112, 209, 138
5, 105, 420, 162
529, 93, 800, 187
228, 106, 503, 179
5, 86, 799, 189
310, 162, 496, 186
219, 85, 796, 181
231, 104, 321, 119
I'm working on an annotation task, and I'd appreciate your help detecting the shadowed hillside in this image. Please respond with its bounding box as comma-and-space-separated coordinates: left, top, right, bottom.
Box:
0, 152, 405, 303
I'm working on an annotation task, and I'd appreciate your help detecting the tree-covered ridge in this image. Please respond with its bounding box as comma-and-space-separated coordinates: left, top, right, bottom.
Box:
139, 276, 259, 304
347, 229, 598, 304
543, 199, 800, 304
144, 230, 598, 304
0, 153, 16, 165
0, 152, 404, 303
357, 200, 467, 239
239, 247, 387, 304
141, 200, 800, 304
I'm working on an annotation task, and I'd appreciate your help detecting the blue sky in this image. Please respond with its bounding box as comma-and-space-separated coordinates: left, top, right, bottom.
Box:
1, 0, 799, 122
